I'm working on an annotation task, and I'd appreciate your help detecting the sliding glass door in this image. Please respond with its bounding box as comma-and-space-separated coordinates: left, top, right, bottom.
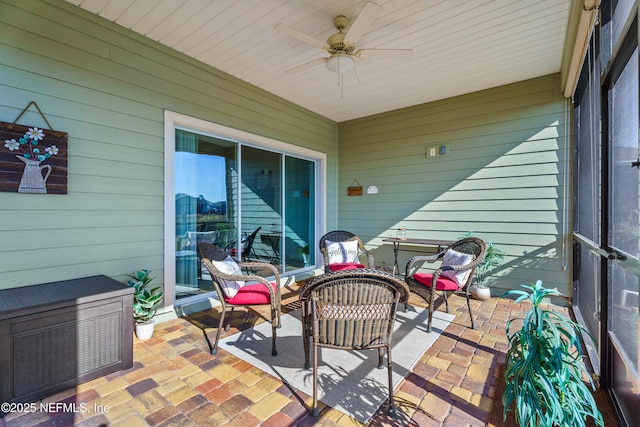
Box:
174, 130, 238, 300
172, 127, 317, 302
284, 156, 315, 269
240, 146, 282, 264
238, 146, 315, 271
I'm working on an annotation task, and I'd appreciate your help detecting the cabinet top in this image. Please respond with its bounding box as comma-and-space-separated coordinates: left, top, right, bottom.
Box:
0, 275, 133, 319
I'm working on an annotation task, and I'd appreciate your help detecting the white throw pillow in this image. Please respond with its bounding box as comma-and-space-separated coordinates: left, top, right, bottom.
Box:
325, 239, 359, 264
439, 249, 475, 287
212, 256, 245, 298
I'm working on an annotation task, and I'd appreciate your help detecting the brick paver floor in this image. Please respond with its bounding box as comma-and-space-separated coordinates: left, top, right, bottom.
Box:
0, 281, 610, 426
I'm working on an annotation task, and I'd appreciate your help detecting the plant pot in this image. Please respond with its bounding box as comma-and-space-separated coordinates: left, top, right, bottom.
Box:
470, 285, 491, 301
135, 321, 155, 340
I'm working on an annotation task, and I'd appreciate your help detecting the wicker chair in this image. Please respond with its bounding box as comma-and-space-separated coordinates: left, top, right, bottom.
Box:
197, 243, 281, 356
299, 269, 409, 417
404, 237, 486, 332
319, 230, 375, 273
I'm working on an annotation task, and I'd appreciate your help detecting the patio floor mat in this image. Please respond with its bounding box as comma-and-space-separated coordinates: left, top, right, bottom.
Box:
218, 305, 453, 424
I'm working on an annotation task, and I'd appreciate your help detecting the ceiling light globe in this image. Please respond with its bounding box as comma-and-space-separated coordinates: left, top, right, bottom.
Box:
326, 54, 355, 73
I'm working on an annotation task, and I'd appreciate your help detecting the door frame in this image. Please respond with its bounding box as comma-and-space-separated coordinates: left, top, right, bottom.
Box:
163, 110, 327, 308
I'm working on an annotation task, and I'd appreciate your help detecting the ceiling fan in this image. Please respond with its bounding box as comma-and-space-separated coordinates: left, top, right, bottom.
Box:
274, 1, 413, 76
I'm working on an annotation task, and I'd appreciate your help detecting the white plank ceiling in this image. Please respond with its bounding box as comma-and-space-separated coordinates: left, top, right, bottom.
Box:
65, 0, 571, 122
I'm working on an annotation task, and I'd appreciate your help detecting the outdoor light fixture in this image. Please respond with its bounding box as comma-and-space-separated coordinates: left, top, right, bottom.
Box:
326, 53, 355, 73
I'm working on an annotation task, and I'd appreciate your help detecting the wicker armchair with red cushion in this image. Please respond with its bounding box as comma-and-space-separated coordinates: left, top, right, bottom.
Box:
404, 237, 486, 333
318, 230, 375, 273
197, 243, 281, 356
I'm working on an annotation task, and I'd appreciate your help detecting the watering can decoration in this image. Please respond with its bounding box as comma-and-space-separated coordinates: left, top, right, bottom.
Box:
16, 155, 52, 193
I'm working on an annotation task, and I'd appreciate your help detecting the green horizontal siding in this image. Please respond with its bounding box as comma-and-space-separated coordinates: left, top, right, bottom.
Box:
0, 0, 571, 298
338, 74, 572, 295
0, 0, 337, 288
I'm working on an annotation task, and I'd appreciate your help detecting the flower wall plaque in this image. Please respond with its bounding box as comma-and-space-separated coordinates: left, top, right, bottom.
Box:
0, 121, 68, 194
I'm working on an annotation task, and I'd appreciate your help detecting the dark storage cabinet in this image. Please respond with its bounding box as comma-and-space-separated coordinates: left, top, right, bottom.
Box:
0, 275, 134, 405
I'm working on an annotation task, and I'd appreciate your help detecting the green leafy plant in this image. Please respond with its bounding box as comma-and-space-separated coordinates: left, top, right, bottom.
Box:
502, 280, 603, 427
299, 244, 310, 266
127, 269, 163, 324
461, 231, 506, 288
476, 241, 506, 288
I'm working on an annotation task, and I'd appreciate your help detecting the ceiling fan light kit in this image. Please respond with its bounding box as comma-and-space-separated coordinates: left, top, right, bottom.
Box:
326, 53, 355, 73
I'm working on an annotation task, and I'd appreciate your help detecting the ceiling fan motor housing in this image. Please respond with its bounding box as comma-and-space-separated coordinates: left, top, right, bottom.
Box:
328, 15, 355, 53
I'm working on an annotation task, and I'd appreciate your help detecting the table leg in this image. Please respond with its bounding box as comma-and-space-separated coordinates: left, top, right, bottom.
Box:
392, 242, 400, 274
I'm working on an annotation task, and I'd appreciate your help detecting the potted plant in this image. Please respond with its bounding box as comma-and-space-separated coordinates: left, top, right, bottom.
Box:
299, 244, 310, 266
461, 231, 506, 300
502, 280, 603, 427
127, 269, 163, 340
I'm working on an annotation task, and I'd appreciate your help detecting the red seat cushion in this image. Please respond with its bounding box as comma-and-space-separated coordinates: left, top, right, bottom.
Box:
412, 273, 461, 291
225, 281, 277, 305
329, 262, 366, 272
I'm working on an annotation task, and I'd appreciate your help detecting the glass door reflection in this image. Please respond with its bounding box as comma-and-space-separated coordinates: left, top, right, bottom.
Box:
241, 146, 282, 266
174, 130, 238, 301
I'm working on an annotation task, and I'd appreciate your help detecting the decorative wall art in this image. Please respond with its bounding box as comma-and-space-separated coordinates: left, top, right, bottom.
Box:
0, 102, 68, 194
347, 179, 362, 196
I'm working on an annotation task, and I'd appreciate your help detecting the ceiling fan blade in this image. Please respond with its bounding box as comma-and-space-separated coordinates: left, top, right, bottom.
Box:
344, 1, 383, 45
274, 23, 329, 50
284, 57, 328, 75
356, 48, 413, 61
